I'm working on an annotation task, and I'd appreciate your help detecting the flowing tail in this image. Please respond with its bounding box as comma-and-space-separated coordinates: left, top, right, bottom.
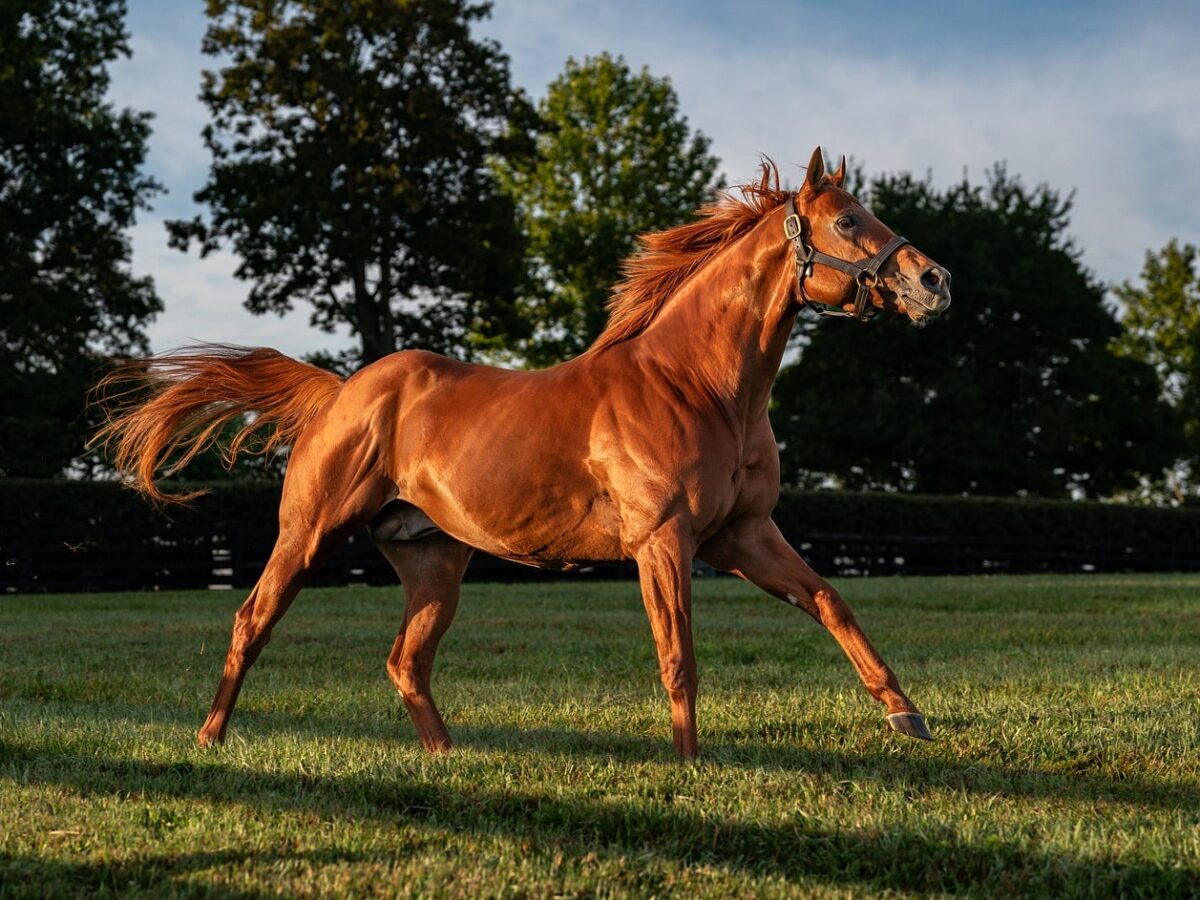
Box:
90, 344, 343, 503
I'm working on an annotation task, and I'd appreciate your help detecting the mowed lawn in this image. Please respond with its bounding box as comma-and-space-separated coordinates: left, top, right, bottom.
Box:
1, 574, 1198, 897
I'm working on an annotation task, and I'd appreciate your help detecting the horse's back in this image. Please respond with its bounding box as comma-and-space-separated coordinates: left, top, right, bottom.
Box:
345, 349, 594, 434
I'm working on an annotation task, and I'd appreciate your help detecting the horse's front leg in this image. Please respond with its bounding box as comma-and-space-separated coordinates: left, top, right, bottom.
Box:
634, 518, 699, 758
700, 517, 931, 741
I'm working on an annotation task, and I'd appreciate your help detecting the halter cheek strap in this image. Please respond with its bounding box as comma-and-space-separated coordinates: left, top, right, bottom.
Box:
784, 194, 909, 322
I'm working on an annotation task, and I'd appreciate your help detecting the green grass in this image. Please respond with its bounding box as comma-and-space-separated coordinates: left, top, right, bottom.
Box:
1, 574, 1199, 897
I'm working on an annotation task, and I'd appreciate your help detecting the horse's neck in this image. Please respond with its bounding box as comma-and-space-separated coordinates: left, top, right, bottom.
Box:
635, 212, 796, 426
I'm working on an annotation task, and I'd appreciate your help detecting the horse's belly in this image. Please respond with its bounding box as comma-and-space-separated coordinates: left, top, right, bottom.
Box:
509, 497, 627, 565
459, 497, 626, 566
382, 485, 626, 567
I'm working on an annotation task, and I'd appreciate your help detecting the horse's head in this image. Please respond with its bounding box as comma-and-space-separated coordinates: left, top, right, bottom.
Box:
785, 147, 951, 325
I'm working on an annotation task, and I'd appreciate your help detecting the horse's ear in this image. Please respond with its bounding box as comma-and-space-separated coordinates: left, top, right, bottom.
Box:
831, 155, 847, 188
804, 146, 826, 192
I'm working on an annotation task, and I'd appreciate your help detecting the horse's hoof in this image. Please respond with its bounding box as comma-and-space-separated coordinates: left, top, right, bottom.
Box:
886, 711, 933, 741
196, 729, 224, 748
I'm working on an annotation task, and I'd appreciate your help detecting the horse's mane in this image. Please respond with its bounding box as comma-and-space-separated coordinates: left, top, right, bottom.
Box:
587, 158, 791, 355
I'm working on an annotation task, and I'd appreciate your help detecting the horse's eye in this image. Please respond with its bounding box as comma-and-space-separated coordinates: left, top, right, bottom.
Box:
836, 215, 856, 230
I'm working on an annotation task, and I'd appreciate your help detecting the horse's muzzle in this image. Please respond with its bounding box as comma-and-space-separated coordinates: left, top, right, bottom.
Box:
900, 265, 951, 319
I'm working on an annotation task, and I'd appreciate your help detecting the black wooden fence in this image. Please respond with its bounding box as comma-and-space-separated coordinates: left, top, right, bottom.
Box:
5, 526, 1199, 594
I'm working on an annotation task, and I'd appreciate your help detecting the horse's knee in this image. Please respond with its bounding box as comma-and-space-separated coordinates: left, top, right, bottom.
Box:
386, 656, 405, 693
658, 656, 697, 696
229, 615, 271, 663
813, 587, 855, 628
393, 660, 429, 704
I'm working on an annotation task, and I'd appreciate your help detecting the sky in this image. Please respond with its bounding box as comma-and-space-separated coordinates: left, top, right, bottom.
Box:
108, 0, 1200, 359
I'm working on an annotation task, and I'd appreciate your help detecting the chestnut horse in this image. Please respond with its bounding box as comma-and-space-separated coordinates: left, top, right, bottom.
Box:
94, 148, 951, 758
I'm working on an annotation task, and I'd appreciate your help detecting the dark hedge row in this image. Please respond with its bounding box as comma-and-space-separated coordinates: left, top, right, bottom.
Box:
5, 477, 1200, 546
5, 478, 286, 536
771, 488, 1200, 546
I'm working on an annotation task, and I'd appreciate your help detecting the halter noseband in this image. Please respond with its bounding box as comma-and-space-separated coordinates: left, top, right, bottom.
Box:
784, 194, 909, 322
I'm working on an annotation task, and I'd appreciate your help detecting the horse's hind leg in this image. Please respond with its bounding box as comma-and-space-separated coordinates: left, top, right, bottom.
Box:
197, 540, 310, 747
197, 450, 391, 747
700, 517, 931, 741
378, 535, 473, 751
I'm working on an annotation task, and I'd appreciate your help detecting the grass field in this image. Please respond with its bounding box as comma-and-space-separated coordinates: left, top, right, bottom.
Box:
1, 574, 1199, 897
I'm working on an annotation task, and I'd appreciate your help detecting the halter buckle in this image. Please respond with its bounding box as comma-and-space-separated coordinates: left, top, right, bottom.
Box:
783, 214, 803, 241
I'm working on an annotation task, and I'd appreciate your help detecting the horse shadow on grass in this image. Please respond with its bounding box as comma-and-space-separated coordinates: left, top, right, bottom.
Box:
31, 699, 1200, 819
1, 736, 1195, 897
450, 719, 1200, 817
0, 848, 334, 899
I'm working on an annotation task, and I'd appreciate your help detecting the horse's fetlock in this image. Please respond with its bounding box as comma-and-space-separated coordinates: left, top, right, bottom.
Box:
863, 677, 888, 699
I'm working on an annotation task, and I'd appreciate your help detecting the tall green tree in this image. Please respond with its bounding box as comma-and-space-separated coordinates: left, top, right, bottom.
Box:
0, 0, 161, 478
1113, 240, 1200, 499
773, 167, 1179, 499
493, 53, 721, 366
169, 0, 532, 365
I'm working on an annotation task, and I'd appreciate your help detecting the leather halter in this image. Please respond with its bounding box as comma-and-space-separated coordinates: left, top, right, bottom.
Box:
784, 194, 909, 322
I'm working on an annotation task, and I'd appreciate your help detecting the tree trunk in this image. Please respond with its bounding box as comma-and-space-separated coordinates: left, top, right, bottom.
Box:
352, 255, 395, 364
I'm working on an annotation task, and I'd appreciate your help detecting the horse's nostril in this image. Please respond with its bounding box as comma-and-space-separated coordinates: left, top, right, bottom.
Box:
921, 266, 948, 292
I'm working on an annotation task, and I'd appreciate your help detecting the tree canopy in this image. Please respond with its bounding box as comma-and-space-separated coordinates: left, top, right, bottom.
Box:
169, 0, 532, 366
772, 166, 1179, 499
1113, 239, 1200, 499
493, 53, 721, 366
0, 0, 161, 477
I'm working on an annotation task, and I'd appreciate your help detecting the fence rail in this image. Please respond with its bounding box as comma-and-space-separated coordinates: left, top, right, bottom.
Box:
5, 526, 1199, 593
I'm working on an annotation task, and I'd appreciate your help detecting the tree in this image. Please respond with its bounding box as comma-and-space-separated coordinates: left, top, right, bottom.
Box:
772, 166, 1179, 499
1113, 240, 1200, 499
0, 0, 162, 478
493, 53, 721, 366
169, 0, 532, 366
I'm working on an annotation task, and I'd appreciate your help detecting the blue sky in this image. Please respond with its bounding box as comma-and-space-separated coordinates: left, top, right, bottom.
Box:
109, 0, 1200, 358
